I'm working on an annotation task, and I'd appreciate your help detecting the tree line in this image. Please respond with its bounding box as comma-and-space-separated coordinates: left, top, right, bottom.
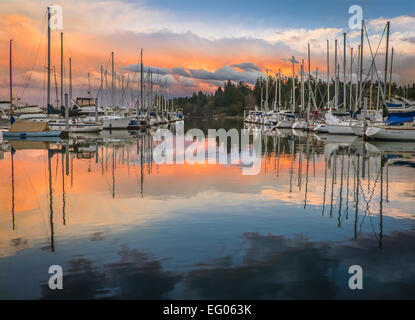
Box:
173, 76, 415, 117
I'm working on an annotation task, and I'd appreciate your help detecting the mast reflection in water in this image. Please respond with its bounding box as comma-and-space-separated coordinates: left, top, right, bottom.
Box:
1, 119, 415, 299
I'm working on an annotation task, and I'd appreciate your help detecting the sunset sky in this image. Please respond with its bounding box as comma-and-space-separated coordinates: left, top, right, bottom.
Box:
0, 0, 414, 106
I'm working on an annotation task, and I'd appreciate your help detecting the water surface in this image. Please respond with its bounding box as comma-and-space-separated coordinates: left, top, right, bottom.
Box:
1, 119, 415, 299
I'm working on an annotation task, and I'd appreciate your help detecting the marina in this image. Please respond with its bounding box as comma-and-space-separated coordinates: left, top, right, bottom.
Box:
1, 0, 415, 303
243, 22, 415, 142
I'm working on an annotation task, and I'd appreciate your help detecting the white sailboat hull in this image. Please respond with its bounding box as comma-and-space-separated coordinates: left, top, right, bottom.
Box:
326, 123, 355, 135
313, 124, 329, 133
275, 119, 292, 128
103, 116, 135, 129
49, 123, 102, 133
366, 126, 415, 141
292, 121, 307, 130
149, 118, 157, 126
263, 118, 273, 126
351, 124, 364, 136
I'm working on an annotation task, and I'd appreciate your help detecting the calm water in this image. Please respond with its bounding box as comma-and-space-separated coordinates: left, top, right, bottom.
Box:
1, 119, 415, 299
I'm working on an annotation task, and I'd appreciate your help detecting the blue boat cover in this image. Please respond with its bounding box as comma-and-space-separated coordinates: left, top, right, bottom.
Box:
385, 114, 414, 125
386, 102, 403, 108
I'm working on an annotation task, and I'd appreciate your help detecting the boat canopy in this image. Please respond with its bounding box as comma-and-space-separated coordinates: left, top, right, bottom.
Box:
9, 121, 49, 133
386, 101, 403, 108
385, 114, 414, 126
75, 97, 96, 106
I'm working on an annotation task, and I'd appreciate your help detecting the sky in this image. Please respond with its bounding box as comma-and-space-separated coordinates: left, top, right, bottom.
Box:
0, 0, 414, 106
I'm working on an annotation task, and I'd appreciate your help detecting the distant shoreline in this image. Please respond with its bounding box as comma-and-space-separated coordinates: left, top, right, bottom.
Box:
186, 115, 244, 120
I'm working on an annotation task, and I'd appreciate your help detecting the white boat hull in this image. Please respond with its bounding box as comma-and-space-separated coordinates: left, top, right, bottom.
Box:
103, 116, 136, 129
276, 119, 292, 128
351, 124, 364, 136
366, 126, 415, 141
313, 124, 329, 133
149, 118, 157, 126
49, 124, 102, 133
326, 123, 355, 135
292, 121, 307, 130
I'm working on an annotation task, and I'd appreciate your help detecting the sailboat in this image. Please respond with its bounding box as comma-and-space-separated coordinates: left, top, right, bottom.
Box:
323, 112, 362, 135
101, 52, 137, 130
366, 121, 415, 141
292, 61, 308, 130
277, 56, 296, 129
3, 38, 63, 139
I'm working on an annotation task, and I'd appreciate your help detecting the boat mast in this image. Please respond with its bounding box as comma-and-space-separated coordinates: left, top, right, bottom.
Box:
343, 32, 347, 110
111, 51, 115, 106
165, 78, 168, 115
150, 71, 153, 111
376, 80, 380, 109
121, 75, 124, 107
140, 48, 144, 119
69, 57, 72, 108
274, 74, 277, 112
278, 69, 281, 111
54, 66, 59, 108
292, 56, 295, 115
100, 65, 104, 108
337, 64, 340, 108
9, 39, 13, 116
383, 21, 390, 102
355, 45, 360, 109
369, 72, 374, 111
307, 43, 311, 124
315, 67, 318, 100
65, 93, 69, 131
301, 60, 304, 113
388, 47, 394, 101
349, 47, 353, 111
327, 40, 330, 111
265, 75, 269, 110
60, 32, 64, 109
334, 39, 338, 110
88, 72, 91, 99
359, 21, 364, 110
47, 7, 51, 108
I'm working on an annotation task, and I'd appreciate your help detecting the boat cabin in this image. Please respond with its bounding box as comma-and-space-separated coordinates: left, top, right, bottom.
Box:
75, 98, 96, 107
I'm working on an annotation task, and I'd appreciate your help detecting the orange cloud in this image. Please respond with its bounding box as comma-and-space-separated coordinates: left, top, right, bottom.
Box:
1, 1, 414, 105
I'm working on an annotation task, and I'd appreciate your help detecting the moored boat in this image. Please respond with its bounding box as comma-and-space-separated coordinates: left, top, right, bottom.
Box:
275, 116, 293, 128
102, 115, 136, 130
292, 120, 307, 130
313, 123, 329, 133
48, 119, 102, 133
325, 122, 356, 135
3, 121, 63, 138
366, 123, 415, 141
